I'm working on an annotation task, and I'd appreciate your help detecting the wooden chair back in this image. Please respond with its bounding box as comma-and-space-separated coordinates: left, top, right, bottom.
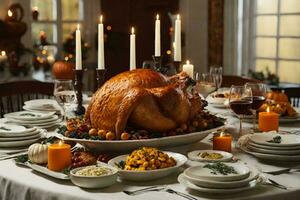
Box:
0, 80, 54, 117
282, 88, 300, 107
221, 75, 262, 88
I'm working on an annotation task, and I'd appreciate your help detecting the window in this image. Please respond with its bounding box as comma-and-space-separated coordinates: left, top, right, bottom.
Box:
252, 0, 300, 83
30, 0, 84, 56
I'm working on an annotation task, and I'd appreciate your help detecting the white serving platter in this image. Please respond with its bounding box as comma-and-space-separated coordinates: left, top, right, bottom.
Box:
247, 143, 300, 155
108, 151, 187, 181
187, 150, 233, 162
60, 125, 224, 152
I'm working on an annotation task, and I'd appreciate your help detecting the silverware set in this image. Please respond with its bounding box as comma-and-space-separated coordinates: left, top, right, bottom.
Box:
123, 186, 197, 200
0, 151, 27, 161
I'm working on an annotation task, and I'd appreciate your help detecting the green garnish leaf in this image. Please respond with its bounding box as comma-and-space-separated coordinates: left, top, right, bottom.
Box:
267, 136, 282, 144
115, 161, 125, 169
203, 162, 238, 175
15, 154, 28, 163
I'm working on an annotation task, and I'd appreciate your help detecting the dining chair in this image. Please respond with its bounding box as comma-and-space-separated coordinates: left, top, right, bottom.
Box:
0, 80, 54, 117
282, 87, 300, 108
221, 75, 262, 88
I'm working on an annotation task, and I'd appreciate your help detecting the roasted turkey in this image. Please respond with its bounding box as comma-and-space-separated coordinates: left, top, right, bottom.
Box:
85, 69, 204, 139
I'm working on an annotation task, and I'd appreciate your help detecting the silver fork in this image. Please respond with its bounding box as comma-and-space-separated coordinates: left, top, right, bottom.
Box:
263, 167, 300, 175
123, 186, 165, 195
165, 188, 198, 200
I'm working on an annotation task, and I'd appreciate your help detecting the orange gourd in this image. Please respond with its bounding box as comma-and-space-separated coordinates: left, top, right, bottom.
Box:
52, 61, 74, 80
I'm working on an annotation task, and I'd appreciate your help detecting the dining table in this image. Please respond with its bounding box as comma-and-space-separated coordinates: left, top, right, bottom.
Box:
0, 104, 300, 200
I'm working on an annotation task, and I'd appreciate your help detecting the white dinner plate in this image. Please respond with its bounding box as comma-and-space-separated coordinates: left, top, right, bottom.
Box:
240, 145, 300, 161
11, 117, 61, 126
108, 152, 187, 181
249, 133, 300, 147
0, 133, 41, 142
187, 150, 233, 162
183, 163, 250, 182
0, 128, 39, 138
247, 143, 300, 155
4, 111, 55, 121
6, 115, 58, 124
24, 99, 59, 110
184, 167, 259, 189
248, 141, 300, 150
0, 137, 40, 147
178, 174, 257, 194
0, 124, 26, 134
60, 125, 225, 152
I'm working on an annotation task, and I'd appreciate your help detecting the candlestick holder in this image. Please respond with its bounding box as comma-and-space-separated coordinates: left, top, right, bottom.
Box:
152, 55, 163, 72
95, 69, 106, 91
73, 69, 85, 116
173, 61, 181, 73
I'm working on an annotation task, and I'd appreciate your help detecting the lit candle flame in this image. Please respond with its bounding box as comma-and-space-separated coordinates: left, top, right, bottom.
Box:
177, 14, 180, 20
58, 140, 64, 146
220, 132, 225, 137
77, 24, 80, 30
186, 60, 190, 65
100, 15, 103, 23
1, 51, 6, 56
33, 6, 38, 11
266, 106, 270, 113
8, 10, 12, 17
131, 27, 135, 34
156, 14, 159, 20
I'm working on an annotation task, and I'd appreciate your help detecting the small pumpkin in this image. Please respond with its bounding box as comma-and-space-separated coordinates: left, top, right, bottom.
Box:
28, 143, 48, 164
52, 61, 74, 80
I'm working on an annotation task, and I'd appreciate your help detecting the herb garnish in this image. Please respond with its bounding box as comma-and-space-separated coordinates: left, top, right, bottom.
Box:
267, 136, 282, 144
15, 154, 29, 164
0, 126, 11, 131
115, 161, 125, 169
203, 162, 238, 175
20, 113, 36, 117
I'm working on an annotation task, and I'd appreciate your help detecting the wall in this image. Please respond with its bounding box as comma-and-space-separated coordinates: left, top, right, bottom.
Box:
180, 0, 208, 74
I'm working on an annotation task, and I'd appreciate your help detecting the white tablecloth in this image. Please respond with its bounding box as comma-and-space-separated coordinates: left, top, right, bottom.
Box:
1, 105, 300, 200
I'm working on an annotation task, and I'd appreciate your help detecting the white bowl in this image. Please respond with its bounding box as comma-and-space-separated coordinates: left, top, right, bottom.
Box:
188, 150, 233, 162
184, 163, 250, 182
70, 163, 118, 188
108, 151, 187, 181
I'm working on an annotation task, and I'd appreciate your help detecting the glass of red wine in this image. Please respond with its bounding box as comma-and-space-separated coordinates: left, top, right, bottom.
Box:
245, 83, 267, 131
229, 85, 253, 139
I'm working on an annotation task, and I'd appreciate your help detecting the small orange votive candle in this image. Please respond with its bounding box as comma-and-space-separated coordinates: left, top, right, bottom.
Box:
258, 107, 279, 132
48, 141, 71, 171
213, 132, 232, 153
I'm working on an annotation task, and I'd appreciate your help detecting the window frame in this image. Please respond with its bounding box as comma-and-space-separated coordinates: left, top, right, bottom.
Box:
248, 0, 300, 83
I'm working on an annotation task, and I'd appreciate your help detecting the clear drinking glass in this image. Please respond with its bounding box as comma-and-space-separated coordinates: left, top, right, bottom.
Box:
195, 73, 217, 98
53, 80, 76, 120
244, 83, 267, 132
229, 85, 253, 140
210, 66, 223, 91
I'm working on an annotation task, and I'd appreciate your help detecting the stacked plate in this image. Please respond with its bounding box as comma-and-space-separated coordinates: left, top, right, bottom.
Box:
0, 124, 42, 148
4, 111, 61, 129
241, 133, 300, 161
178, 163, 259, 194
23, 99, 61, 113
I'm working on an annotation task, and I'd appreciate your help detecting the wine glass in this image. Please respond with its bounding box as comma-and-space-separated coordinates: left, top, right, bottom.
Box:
210, 66, 223, 92
245, 83, 267, 132
53, 80, 76, 120
195, 73, 216, 98
229, 85, 252, 140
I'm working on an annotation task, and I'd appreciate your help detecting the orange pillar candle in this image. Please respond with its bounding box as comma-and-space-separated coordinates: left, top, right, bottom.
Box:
258, 107, 279, 132
213, 132, 232, 152
48, 141, 71, 171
